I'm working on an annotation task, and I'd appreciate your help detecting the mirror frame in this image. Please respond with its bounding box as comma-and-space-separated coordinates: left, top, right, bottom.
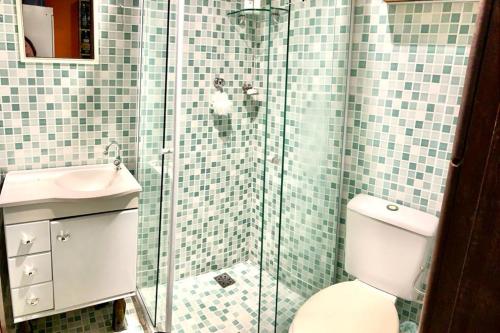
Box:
16, 0, 100, 65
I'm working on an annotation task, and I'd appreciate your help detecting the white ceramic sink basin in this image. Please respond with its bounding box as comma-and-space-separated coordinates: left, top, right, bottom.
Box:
55, 167, 118, 192
0, 164, 142, 207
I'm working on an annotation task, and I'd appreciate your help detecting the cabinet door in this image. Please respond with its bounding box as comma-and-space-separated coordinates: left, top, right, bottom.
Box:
51, 209, 138, 310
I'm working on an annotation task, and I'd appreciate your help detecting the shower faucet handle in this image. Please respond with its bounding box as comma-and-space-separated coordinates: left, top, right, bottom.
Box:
242, 82, 253, 94
214, 77, 225, 92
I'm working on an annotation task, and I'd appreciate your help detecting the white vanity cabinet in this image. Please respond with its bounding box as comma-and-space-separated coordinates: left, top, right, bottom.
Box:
2, 209, 138, 323
0, 164, 141, 325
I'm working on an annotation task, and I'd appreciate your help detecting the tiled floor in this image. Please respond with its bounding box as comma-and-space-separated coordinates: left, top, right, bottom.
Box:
16, 262, 304, 333
141, 261, 305, 333
22, 298, 145, 333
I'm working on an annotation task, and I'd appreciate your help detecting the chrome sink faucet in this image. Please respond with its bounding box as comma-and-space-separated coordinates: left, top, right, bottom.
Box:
104, 140, 122, 170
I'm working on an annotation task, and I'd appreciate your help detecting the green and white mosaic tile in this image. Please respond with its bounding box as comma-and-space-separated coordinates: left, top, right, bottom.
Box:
140, 262, 304, 333
0, 0, 141, 173
336, 0, 478, 324
172, 0, 256, 280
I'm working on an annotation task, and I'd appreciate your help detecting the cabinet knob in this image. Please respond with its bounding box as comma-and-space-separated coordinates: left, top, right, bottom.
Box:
21, 235, 36, 245
24, 267, 38, 277
57, 233, 71, 242
26, 297, 40, 306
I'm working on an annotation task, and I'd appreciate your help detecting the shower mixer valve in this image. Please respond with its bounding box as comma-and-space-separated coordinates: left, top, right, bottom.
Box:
213, 77, 225, 92
242, 83, 253, 94
242, 82, 258, 96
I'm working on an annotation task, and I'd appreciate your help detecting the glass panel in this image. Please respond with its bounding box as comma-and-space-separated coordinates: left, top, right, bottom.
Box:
274, 0, 350, 332
136, 0, 171, 326
257, 1, 291, 331
168, 1, 267, 331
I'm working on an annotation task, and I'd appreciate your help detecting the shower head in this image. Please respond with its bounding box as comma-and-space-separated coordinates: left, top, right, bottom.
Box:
282, 0, 306, 7
284, 0, 306, 4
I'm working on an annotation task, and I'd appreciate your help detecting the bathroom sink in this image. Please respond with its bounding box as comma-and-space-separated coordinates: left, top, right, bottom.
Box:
0, 164, 142, 207
55, 166, 119, 192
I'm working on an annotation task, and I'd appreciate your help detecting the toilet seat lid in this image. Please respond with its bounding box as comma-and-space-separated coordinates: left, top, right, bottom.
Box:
290, 281, 399, 333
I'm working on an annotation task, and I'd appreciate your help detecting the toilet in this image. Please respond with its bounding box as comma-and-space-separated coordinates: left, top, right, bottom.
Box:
289, 194, 438, 333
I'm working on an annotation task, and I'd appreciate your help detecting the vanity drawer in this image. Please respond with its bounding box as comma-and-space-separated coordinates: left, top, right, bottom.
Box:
5, 221, 50, 257
8, 252, 52, 289
11, 282, 54, 317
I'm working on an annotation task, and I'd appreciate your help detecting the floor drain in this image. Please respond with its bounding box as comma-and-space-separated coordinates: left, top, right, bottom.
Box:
214, 273, 236, 288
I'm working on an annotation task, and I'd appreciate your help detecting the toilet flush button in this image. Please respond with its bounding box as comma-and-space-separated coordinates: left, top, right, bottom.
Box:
386, 204, 399, 211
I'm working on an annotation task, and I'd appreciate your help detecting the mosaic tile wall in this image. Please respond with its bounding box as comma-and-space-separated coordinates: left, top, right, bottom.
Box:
171, 0, 258, 280
336, 0, 478, 324
0, 0, 141, 173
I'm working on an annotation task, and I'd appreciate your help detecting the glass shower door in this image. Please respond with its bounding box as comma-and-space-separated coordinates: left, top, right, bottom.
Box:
268, 0, 351, 332
136, 0, 348, 331
256, 1, 292, 332
136, 0, 173, 327
167, 1, 272, 331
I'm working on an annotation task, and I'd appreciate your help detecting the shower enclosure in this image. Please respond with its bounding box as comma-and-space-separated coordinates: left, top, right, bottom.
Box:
136, 0, 350, 331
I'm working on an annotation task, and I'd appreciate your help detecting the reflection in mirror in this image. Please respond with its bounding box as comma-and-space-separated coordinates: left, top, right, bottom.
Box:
20, 0, 94, 60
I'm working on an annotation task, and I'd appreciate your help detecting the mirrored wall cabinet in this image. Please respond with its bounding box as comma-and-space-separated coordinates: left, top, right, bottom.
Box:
16, 0, 99, 64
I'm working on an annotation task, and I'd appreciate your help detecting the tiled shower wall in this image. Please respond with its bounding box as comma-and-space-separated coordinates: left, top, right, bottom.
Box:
0, 0, 141, 173
136, 0, 261, 289
336, 0, 478, 323
171, 0, 257, 279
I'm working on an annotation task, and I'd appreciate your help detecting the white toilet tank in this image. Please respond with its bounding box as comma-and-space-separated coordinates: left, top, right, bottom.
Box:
345, 194, 438, 301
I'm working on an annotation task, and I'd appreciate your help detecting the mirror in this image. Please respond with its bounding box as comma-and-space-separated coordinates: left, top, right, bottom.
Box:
16, 0, 99, 64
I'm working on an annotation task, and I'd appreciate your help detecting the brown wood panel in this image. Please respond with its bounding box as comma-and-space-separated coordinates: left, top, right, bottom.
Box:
451, 103, 500, 331
420, 0, 500, 332
44, 0, 81, 58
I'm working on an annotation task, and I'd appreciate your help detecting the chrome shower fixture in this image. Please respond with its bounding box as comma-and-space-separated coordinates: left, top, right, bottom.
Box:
237, 15, 246, 25
242, 82, 253, 94
214, 77, 225, 92
285, 0, 306, 4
